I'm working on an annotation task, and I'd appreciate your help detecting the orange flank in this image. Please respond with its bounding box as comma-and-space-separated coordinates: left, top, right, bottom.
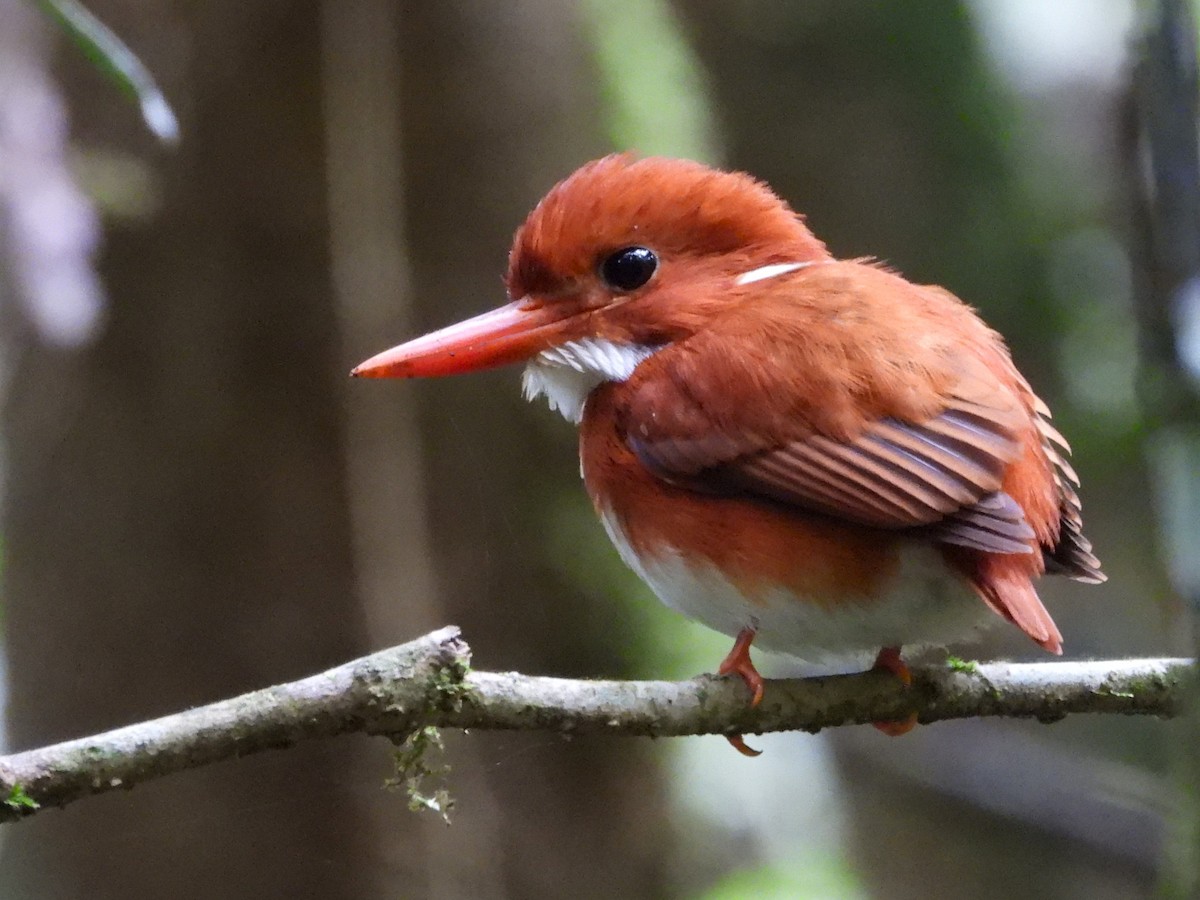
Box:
581, 382, 903, 606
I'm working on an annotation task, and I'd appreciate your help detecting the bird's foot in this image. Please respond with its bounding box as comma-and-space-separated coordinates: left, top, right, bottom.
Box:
718, 627, 764, 756
718, 627, 765, 705
871, 645, 917, 736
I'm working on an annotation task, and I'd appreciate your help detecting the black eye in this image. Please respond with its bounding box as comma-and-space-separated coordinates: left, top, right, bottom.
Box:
600, 246, 658, 291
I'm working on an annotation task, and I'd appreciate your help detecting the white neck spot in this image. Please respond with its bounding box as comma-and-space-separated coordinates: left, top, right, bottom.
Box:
522, 338, 658, 423
735, 260, 824, 286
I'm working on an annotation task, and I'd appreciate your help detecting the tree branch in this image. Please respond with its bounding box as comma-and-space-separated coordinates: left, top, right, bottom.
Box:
0, 626, 1189, 824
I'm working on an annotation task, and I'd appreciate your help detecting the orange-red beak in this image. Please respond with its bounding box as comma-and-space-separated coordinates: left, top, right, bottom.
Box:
351, 298, 578, 378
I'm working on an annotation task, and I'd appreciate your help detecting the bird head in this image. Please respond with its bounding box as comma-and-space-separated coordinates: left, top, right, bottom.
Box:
352, 155, 829, 419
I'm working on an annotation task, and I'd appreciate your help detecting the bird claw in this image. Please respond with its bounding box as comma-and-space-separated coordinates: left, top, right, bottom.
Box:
871, 646, 917, 736
725, 733, 763, 757
872, 715, 918, 737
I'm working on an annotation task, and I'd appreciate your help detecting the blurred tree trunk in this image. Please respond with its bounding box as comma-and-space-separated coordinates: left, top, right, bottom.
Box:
0, 3, 403, 897
392, 3, 671, 897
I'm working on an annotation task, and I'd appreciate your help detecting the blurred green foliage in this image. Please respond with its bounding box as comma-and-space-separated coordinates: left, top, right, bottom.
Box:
579, 0, 719, 164
700, 856, 866, 900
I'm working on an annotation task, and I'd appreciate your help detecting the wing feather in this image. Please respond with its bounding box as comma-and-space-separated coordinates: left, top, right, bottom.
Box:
618, 264, 1039, 554
633, 396, 1029, 551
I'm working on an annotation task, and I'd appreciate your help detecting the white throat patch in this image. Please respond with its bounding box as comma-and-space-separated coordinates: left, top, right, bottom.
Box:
522, 338, 659, 423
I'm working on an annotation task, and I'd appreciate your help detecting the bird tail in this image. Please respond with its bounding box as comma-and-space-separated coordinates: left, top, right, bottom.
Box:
965, 554, 1063, 654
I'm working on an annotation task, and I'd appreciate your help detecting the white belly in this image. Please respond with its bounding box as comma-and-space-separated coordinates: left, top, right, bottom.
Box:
598, 506, 994, 664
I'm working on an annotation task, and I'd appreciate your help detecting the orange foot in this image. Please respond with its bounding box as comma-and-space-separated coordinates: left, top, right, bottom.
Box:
872, 645, 917, 736
718, 627, 764, 757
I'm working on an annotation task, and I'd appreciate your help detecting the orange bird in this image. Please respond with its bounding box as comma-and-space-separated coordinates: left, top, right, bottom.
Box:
353, 155, 1104, 750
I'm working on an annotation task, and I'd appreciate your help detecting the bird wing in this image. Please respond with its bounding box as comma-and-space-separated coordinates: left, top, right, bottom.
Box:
619, 265, 1036, 555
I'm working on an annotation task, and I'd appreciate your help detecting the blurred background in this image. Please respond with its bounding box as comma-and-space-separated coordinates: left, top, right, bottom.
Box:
0, 1, 1194, 897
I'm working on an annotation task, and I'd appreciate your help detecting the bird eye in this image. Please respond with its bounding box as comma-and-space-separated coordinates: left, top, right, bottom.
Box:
599, 246, 658, 292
